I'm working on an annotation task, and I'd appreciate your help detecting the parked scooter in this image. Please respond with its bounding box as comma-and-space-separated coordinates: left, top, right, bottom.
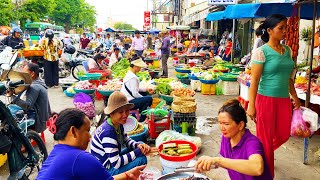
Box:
0, 67, 47, 179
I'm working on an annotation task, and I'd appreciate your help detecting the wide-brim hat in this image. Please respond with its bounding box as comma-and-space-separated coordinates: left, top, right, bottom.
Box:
104, 91, 134, 115
1, 70, 32, 94
131, 58, 147, 68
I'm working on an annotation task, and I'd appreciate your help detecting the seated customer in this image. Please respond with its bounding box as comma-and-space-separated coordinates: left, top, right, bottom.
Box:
87, 53, 108, 70
195, 99, 272, 179
90, 92, 150, 176
37, 108, 145, 180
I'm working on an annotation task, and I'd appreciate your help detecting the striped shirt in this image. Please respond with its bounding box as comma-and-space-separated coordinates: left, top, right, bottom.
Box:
90, 120, 142, 169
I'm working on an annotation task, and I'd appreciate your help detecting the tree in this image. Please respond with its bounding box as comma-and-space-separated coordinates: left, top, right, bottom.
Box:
18, 0, 56, 29
0, 0, 14, 26
114, 22, 136, 30
50, 0, 96, 32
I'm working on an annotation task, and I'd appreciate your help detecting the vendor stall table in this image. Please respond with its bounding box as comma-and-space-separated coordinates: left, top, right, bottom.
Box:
295, 88, 320, 164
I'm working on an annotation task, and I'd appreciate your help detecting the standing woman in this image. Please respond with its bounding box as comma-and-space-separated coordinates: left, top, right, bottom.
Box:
39, 29, 63, 88
247, 14, 301, 177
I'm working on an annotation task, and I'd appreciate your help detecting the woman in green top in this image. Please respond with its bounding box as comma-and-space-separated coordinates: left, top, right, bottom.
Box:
247, 14, 301, 178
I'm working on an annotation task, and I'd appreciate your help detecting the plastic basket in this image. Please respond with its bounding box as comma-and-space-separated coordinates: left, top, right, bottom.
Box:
199, 79, 220, 84
79, 73, 101, 81
158, 140, 198, 161
64, 90, 76, 97
175, 68, 191, 73
74, 88, 95, 94
97, 90, 115, 96
159, 93, 173, 105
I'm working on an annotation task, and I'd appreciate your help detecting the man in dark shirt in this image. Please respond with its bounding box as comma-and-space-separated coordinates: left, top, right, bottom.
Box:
1, 27, 25, 49
79, 33, 90, 49
160, 30, 170, 77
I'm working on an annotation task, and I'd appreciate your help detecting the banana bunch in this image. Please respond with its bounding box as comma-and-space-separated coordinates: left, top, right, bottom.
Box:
295, 76, 308, 84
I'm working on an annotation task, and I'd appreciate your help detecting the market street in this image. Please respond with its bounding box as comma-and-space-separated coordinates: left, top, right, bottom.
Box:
0, 61, 319, 180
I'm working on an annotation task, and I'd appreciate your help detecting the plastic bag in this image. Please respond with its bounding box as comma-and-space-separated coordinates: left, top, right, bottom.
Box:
73, 93, 95, 119
155, 130, 202, 149
301, 107, 319, 132
291, 108, 312, 138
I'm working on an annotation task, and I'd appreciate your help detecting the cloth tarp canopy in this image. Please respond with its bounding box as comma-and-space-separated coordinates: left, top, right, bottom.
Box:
206, 11, 225, 21
223, 2, 320, 20
105, 28, 115, 32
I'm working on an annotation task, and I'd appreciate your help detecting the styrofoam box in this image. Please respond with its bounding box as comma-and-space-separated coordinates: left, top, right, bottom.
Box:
302, 107, 319, 132
240, 83, 250, 101
221, 81, 240, 95
191, 80, 201, 92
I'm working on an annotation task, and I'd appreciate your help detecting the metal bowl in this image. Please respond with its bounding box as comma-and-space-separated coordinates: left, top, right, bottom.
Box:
157, 172, 211, 180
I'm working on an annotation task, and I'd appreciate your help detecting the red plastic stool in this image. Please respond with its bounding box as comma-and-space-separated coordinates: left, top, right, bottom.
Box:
238, 96, 249, 110
95, 90, 103, 100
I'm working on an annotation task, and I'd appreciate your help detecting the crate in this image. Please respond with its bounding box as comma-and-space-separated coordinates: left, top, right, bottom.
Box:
221, 81, 240, 95
201, 83, 216, 95
240, 83, 250, 101
191, 80, 201, 92
238, 96, 249, 110
173, 112, 196, 126
147, 113, 171, 139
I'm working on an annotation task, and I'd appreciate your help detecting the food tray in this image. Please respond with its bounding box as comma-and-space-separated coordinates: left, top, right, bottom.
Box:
73, 88, 95, 94
199, 79, 220, 84
157, 172, 211, 180
175, 68, 191, 73
64, 90, 75, 97
97, 90, 115, 96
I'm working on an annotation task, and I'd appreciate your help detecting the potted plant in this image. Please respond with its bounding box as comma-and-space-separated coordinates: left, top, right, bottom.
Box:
300, 27, 313, 44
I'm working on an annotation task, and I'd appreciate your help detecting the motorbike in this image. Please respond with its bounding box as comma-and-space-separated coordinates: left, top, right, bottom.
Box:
0, 64, 47, 179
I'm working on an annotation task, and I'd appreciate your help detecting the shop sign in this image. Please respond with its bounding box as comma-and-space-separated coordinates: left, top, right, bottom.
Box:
208, 0, 236, 5
144, 11, 151, 27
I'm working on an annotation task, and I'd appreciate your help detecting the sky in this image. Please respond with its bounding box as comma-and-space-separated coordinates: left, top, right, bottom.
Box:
86, 0, 152, 29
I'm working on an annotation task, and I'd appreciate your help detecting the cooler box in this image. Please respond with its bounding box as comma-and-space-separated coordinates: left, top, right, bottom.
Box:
240, 83, 250, 101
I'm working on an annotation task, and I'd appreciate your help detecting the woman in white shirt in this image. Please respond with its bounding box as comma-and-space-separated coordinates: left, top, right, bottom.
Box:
109, 47, 123, 68
120, 58, 153, 122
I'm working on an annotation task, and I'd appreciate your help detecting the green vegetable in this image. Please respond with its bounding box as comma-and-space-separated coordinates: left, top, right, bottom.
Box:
156, 83, 172, 95
154, 78, 175, 84
136, 71, 150, 81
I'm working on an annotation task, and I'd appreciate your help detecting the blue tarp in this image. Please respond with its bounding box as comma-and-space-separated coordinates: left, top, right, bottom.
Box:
223, 3, 320, 20
149, 28, 161, 34
105, 28, 115, 32
206, 11, 225, 21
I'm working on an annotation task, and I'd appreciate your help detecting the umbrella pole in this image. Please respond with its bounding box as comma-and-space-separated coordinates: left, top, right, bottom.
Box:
303, 0, 317, 165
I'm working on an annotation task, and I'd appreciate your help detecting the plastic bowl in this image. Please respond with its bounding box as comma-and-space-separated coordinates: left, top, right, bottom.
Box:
64, 90, 75, 97
79, 73, 101, 81
129, 127, 148, 142
97, 90, 115, 96
159, 93, 173, 105
188, 74, 199, 80
199, 79, 220, 84
220, 74, 238, 81
213, 69, 229, 73
175, 68, 191, 73
158, 140, 198, 162
74, 88, 95, 94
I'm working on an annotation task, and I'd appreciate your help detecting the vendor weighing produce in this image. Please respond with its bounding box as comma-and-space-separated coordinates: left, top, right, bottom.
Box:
121, 58, 154, 122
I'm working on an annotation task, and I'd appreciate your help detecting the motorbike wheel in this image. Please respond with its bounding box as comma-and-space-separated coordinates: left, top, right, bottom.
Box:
21, 130, 48, 179
71, 64, 86, 80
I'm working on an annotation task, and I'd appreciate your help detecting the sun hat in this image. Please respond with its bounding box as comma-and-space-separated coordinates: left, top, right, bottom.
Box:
1, 70, 32, 94
131, 58, 147, 68
104, 91, 134, 115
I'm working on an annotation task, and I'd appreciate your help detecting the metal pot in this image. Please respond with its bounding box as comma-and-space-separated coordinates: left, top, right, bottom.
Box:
157, 172, 211, 180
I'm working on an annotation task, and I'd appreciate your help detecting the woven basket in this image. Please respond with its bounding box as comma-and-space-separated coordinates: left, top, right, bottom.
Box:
172, 102, 197, 113
126, 123, 145, 136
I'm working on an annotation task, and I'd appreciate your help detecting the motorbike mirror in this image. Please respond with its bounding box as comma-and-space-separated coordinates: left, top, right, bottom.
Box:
1, 64, 10, 70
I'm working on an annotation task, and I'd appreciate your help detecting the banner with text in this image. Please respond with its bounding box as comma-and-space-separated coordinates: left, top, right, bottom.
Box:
144, 11, 151, 27
208, 0, 236, 5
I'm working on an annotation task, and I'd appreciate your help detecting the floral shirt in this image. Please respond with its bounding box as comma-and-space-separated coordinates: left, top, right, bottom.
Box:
39, 38, 63, 61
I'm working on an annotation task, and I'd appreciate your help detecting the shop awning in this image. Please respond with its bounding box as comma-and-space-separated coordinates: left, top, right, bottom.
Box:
223, 2, 320, 20
105, 28, 115, 32
206, 11, 225, 21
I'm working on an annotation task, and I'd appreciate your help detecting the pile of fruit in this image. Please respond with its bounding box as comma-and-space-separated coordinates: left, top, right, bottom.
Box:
295, 76, 308, 84
161, 143, 193, 156
97, 80, 122, 91
171, 88, 195, 97
74, 81, 95, 90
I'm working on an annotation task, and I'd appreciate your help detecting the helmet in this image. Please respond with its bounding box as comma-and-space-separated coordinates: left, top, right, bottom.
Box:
45, 29, 54, 39
64, 45, 76, 54
12, 27, 22, 34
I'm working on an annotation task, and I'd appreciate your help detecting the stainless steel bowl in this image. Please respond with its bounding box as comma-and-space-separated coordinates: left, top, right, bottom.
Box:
157, 172, 211, 180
